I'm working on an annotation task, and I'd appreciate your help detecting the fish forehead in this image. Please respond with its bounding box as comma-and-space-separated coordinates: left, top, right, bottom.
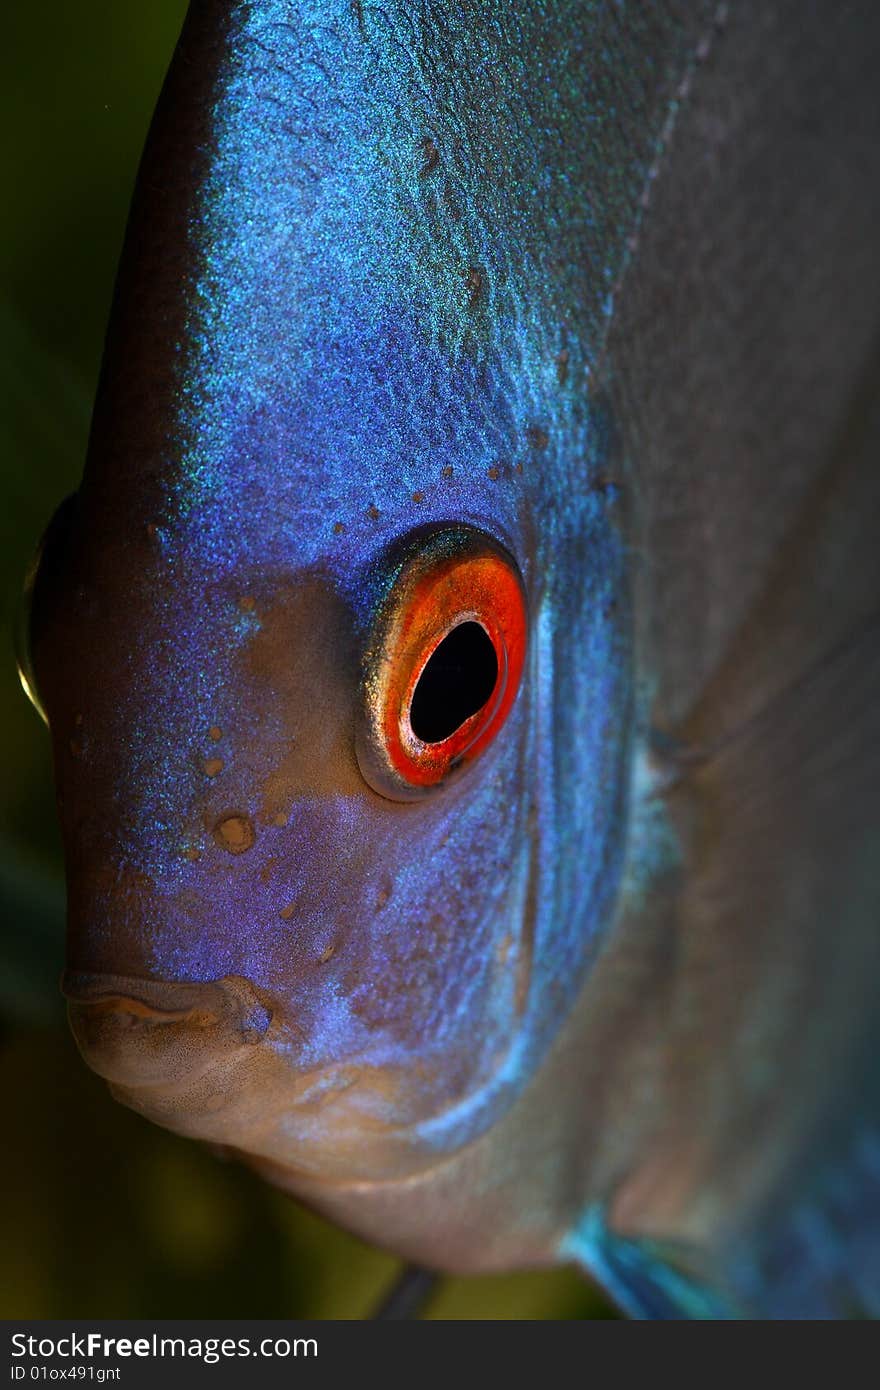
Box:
156, 0, 557, 560
82, 0, 713, 561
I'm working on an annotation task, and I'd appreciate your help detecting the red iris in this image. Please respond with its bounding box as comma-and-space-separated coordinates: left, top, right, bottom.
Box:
357, 527, 527, 800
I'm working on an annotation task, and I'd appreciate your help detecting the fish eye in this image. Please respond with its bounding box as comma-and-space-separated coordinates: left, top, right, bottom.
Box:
356, 525, 527, 800
14, 493, 78, 726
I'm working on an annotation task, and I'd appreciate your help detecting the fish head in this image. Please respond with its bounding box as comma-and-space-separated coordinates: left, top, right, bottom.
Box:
22, 1, 632, 1189
27, 454, 630, 1187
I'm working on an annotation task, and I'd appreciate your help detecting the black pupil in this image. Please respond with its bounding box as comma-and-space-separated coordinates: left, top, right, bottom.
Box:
409, 621, 499, 744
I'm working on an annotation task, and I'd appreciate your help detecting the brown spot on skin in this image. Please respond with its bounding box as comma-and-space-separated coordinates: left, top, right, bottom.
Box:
591, 472, 617, 495
465, 265, 483, 309
260, 856, 279, 885
204, 757, 224, 777
184, 847, 201, 862
279, 903, 296, 921
526, 425, 549, 451
367, 504, 380, 520
411, 491, 424, 503
208, 726, 222, 742
514, 462, 524, 474
487, 465, 500, 481
213, 814, 255, 855
441, 465, 453, 480
319, 945, 336, 964
239, 596, 256, 613
333, 521, 346, 535
273, 811, 289, 828
419, 137, 439, 177
556, 349, 569, 387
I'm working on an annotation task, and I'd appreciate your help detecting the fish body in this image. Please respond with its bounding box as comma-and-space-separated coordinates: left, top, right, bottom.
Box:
25, 0, 880, 1316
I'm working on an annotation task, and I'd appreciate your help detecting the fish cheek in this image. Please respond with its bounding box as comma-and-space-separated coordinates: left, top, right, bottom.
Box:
341, 778, 532, 1106
229, 572, 529, 1115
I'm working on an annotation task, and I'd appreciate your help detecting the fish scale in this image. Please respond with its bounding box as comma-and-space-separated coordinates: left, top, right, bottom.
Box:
20, 0, 880, 1316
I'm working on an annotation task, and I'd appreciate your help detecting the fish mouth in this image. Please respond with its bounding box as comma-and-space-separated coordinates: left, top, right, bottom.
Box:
62, 970, 273, 1089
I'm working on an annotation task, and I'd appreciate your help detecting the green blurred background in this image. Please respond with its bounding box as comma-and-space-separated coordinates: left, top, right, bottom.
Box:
1, 2, 610, 1319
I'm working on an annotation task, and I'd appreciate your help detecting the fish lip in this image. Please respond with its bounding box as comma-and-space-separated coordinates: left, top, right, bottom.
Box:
61, 970, 224, 1023
62, 970, 275, 1089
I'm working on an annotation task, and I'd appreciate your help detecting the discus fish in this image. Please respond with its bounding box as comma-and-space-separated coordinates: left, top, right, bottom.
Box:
19, 0, 880, 1317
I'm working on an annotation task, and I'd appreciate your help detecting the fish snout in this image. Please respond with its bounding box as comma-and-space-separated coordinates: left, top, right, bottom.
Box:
62, 971, 273, 1089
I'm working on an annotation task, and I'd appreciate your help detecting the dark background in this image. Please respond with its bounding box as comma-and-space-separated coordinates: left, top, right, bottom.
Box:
0, 1, 609, 1319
